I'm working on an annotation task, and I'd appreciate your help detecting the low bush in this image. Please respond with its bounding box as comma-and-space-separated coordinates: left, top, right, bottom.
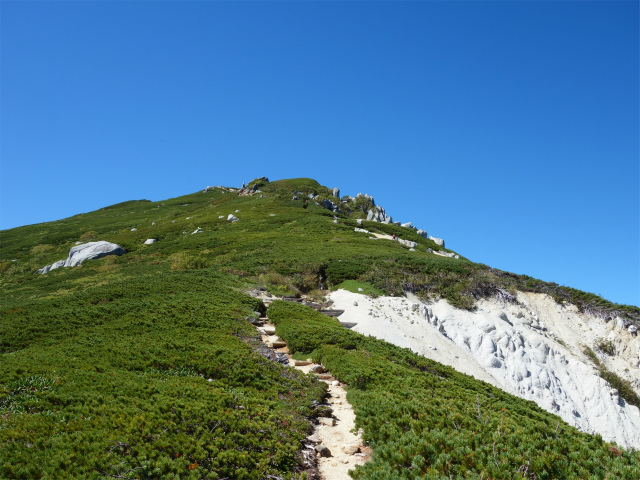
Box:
595, 337, 616, 356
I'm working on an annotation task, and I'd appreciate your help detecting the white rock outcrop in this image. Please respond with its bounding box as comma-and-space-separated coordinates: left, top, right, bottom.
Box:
143, 239, 157, 244
329, 289, 640, 449
37, 241, 126, 274
227, 214, 239, 222
398, 239, 418, 248
429, 236, 445, 247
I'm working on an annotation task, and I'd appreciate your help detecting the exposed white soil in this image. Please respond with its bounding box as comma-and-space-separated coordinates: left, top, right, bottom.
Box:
329, 289, 640, 449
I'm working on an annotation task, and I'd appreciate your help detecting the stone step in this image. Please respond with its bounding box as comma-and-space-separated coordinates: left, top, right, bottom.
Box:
263, 326, 276, 335
293, 359, 312, 366
267, 336, 287, 348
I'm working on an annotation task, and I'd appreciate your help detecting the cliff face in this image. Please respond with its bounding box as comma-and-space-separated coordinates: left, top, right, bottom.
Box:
330, 289, 640, 449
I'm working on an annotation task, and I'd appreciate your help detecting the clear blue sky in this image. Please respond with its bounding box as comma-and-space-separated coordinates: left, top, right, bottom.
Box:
2, 1, 638, 307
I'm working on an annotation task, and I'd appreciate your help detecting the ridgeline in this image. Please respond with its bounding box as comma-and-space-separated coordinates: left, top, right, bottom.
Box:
1, 177, 639, 479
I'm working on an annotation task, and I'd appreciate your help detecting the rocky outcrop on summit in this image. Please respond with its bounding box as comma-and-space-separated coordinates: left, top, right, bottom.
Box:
365, 206, 390, 223
331, 187, 340, 198
37, 241, 126, 274
323, 198, 341, 213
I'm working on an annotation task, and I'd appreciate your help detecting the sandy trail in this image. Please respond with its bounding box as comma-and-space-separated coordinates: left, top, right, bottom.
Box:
292, 362, 370, 480
254, 308, 369, 480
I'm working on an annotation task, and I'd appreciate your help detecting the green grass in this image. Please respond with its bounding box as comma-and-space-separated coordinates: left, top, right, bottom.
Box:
1, 177, 639, 478
330, 280, 385, 297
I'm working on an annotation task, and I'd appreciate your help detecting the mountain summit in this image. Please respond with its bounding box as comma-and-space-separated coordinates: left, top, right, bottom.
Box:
1, 177, 639, 479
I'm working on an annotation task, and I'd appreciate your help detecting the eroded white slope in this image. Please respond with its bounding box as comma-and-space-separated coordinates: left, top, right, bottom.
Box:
329, 289, 640, 449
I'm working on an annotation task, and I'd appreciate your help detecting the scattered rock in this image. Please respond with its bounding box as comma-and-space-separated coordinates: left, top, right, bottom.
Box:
318, 418, 336, 426
354, 228, 370, 233
306, 434, 321, 444
416, 229, 428, 238
398, 239, 418, 248
227, 214, 239, 222
131, 228, 137, 232
293, 196, 298, 200
310, 365, 326, 374
357, 288, 363, 292
143, 239, 157, 245
401, 222, 412, 228
341, 443, 360, 455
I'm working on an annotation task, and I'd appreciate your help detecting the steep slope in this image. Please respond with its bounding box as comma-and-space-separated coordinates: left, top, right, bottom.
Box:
1, 177, 639, 479
330, 289, 640, 449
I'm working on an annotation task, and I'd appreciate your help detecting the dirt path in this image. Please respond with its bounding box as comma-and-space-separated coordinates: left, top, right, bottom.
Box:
292, 362, 370, 480
253, 305, 370, 480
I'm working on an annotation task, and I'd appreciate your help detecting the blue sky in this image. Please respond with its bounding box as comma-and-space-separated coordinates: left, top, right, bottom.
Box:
1, 1, 638, 307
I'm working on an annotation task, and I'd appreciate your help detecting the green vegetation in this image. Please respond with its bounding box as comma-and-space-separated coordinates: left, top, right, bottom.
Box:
1, 177, 638, 478
582, 346, 640, 409
330, 280, 384, 297
595, 337, 616, 356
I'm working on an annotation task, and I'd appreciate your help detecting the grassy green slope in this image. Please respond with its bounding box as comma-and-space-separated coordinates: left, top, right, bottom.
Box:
1, 177, 638, 479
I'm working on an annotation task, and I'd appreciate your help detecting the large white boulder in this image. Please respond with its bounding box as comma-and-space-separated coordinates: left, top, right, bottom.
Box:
37, 241, 126, 274
429, 236, 445, 247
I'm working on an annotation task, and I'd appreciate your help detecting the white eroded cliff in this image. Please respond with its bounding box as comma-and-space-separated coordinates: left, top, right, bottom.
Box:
329, 289, 640, 449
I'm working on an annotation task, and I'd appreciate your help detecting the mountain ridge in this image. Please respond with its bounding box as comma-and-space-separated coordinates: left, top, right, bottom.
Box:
1, 176, 639, 479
